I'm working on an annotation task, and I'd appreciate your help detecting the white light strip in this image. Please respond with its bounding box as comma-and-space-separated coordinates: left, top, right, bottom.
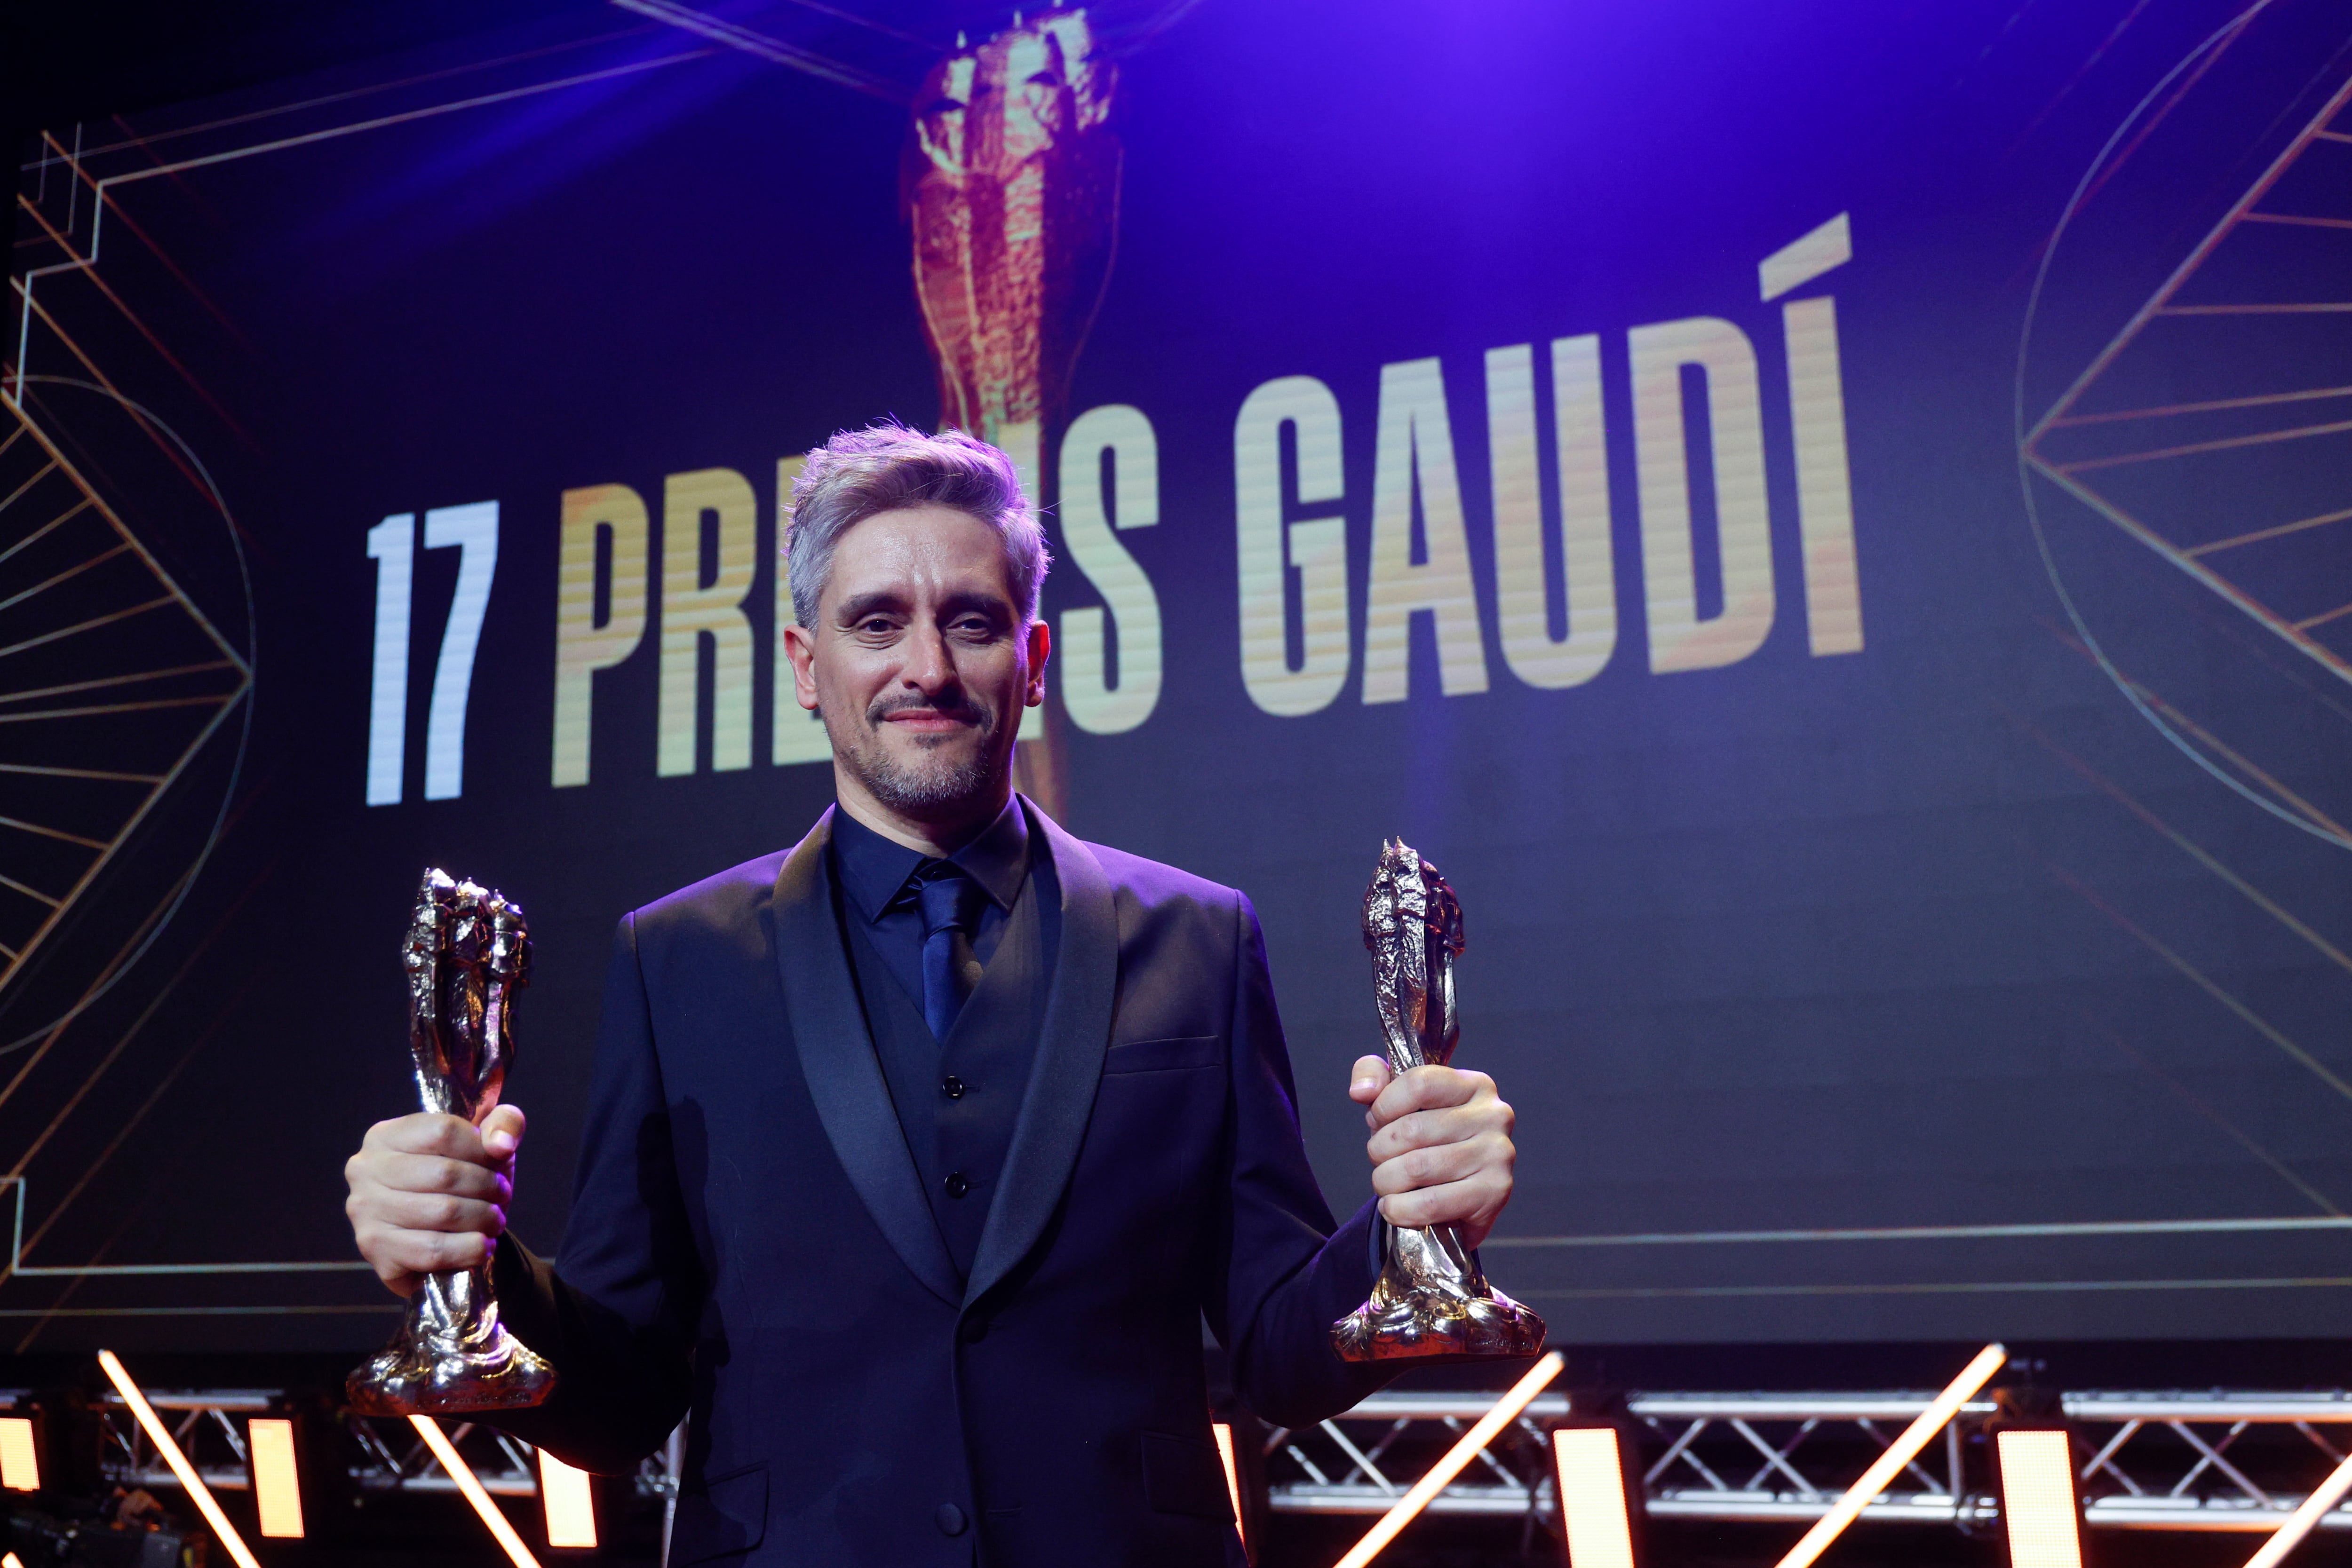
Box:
539, 1448, 599, 1549
2243, 1450, 2352, 1568
1213, 1423, 1245, 1545
1773, 1343, 2007, 1568
409, 1415, 544, 1568
247, 1417, 305, 1538
0, 1417, 38, 1490
1333, 1350, 1565, 1568
96, 1351, 262, 1568
1553, 1427, 1639, 1568
1996, 1429, 2082, 1568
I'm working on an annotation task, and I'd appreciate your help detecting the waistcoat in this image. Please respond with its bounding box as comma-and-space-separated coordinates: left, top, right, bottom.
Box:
842, 863, 1055, 1282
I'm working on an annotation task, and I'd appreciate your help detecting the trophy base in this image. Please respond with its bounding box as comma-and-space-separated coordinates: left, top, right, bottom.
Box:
346, 1269, 556, 1417
1332, 1223, 1549, 1364
1331, 1282, 1549, 1363
347, 1329, 557, 1417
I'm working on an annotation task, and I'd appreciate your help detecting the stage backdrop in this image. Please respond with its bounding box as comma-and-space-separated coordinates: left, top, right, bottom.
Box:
5, 0, 2352, 1355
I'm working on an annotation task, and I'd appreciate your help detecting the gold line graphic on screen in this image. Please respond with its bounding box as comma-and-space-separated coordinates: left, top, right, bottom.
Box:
0, 30, 850, 1323
2024, 72, 2352, 695
0, 401, 248, 1015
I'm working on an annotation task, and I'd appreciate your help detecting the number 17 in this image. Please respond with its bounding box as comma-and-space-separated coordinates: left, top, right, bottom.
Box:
365, 501, 498, 806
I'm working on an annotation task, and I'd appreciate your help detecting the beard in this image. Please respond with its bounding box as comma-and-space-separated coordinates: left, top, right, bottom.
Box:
834, 689, 1004, 816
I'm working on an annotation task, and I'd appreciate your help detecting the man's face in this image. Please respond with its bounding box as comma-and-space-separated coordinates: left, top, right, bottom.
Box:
785, 505, 1047, 825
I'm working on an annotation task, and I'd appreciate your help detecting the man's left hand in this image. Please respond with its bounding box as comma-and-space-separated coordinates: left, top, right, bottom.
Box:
1350, 1058, 1516, 1250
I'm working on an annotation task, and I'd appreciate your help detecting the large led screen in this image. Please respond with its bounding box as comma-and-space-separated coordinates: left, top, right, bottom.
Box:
5, 0, 2351, 1354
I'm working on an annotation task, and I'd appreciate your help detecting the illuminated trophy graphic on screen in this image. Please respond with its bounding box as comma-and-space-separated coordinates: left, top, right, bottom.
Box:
347, 870, 555, 1415
1333, 841, 1548, 1362
906, 9, 1120, 820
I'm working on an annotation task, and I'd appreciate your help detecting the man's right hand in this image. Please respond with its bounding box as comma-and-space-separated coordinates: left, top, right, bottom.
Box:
344, 1106, 524, 1297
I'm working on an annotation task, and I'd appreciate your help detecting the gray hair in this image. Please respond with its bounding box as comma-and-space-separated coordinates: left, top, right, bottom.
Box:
785, 422, 1050, 629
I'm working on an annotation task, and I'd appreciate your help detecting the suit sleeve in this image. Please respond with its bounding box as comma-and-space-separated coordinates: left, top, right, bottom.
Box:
487, 911, 702, 1473
1205, 891, 1396, 1428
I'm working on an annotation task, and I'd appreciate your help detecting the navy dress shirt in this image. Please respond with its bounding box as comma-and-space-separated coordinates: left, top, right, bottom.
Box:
828, 796, 1039, 1019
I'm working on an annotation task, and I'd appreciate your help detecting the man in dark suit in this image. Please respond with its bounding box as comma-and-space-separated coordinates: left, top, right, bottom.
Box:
343, 425, 1522, 1566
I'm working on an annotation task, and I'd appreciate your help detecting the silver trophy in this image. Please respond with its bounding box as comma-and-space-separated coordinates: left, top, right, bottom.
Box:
347, 870, 556, 1415
1332, 840, 1548, 1362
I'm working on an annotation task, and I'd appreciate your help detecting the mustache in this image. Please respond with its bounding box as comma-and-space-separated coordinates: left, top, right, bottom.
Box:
866, 690, 990, 728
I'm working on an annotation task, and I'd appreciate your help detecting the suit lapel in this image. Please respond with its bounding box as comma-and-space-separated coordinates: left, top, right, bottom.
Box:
770, 808, 962, 1306
964, 798, 1118, 1306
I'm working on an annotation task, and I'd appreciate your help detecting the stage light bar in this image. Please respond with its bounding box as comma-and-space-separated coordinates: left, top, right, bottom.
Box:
247, 1417, 305, 1538
1213, 1422, 1245, 1546
409, 1414, 544, 1568
1553, 1426, 1639, 1568
538, 1448, 598, 1548
1773, 1342, 2006, 1568
0, 1417, 38, 1491
96, 1351, 262, 1568
1334, 1350, 1565, 1568
2242, 1449, 2352, 1568
1996, 1429, 2083, 1568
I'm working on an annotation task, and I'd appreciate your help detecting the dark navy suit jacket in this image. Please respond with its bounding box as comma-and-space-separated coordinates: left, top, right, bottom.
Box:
490, 800, 1389, 1566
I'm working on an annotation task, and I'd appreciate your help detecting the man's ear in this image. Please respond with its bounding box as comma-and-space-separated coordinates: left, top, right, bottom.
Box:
783, 622, 822, 711
1024, 619, 1051, 705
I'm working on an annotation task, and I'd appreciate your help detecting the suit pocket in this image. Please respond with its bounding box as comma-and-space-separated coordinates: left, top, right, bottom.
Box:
1141, 1430, 1231, 1519
670, 1462, 768, 1564
1103, 1034, 1220, 1074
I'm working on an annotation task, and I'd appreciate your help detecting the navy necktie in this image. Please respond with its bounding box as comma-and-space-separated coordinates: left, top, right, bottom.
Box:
914, 862, 988, 1042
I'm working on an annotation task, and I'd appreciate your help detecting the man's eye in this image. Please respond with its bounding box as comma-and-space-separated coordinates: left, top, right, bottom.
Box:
858, 618, 896, 634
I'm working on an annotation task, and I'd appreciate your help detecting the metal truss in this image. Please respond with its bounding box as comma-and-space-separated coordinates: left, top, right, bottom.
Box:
53, 1381, 2352, 1539
1265, 1387, 2352, 1536
93, 1387, 274, 1496
84, 1387, 683, 1505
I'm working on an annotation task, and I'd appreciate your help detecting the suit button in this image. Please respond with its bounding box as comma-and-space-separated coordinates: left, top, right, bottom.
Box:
936, 1503, 967, 1536
942, 1076, 966, 1099
945, 1171, 969, 1198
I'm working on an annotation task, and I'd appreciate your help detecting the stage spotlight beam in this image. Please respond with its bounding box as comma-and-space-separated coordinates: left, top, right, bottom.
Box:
1773, 1343, 2007, 1568
96, 1351, 262, 1568
1333, 1350, 1565, 1568
409, 1414, 544, 1568
2243, 1449, 2352, 1568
